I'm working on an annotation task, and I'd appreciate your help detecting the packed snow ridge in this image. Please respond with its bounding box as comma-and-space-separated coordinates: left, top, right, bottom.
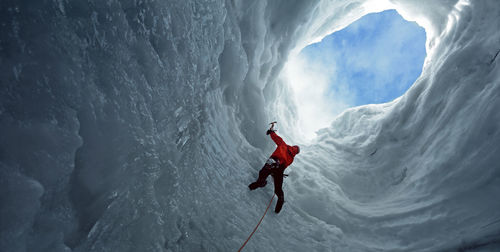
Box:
1, 0, 499, 251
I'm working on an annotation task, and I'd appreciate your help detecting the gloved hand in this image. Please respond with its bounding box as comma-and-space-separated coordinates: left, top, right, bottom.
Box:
266, 129, 275, 135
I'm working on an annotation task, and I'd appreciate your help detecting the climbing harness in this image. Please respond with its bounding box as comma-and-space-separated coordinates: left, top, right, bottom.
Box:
237, 194, 275, 252
265, 158, 279, 167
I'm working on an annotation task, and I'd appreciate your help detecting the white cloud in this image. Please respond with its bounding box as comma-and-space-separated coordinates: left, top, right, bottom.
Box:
281, 53, 354, 140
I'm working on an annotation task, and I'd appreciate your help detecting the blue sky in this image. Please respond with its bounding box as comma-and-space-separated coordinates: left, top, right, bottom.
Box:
283, 10, 426, 139
301, 9, 426, 106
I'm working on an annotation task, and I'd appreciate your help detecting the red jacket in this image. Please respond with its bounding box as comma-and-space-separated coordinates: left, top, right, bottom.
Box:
269, 131, 299, 169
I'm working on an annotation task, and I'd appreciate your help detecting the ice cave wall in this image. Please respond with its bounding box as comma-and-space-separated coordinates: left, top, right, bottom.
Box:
1, 0, 499, 251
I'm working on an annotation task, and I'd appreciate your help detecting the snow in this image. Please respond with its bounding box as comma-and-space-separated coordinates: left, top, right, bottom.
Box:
1, 0, 499, 251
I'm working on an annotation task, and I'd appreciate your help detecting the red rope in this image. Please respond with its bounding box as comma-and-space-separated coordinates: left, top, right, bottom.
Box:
238, 194, 275, 252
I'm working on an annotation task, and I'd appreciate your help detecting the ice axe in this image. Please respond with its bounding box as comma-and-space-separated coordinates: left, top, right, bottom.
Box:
269, 121, 277, 130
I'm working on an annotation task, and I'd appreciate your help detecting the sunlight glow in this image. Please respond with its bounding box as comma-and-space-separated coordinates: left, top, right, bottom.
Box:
282, 54, 353, 140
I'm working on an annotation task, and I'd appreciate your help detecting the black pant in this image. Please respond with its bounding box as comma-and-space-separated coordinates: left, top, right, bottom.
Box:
249, 162, 285, 212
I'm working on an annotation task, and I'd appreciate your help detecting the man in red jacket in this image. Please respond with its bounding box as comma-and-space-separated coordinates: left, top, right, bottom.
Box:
248, 126, 300, 213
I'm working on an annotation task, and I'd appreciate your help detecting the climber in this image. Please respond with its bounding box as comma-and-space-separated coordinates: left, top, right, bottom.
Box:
248, 122, 300, 213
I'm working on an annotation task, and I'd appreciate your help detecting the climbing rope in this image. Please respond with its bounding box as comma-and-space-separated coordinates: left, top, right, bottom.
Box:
237, 194, 275, 252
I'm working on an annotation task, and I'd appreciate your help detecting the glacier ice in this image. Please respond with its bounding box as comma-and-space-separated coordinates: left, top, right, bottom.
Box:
1, 0, 499, 251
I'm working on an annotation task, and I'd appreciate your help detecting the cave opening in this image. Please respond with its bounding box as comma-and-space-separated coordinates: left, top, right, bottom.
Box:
282, 9, 426, 140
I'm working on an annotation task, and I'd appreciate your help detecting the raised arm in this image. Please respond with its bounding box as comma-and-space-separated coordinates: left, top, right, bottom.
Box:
269, 131, 285, 146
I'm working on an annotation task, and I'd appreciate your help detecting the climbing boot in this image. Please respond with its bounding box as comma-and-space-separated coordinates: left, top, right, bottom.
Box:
275, 198, 284, 213
248, 181, 266, 190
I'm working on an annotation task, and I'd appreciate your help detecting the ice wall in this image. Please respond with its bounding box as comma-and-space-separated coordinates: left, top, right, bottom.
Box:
1, 0, 499, 251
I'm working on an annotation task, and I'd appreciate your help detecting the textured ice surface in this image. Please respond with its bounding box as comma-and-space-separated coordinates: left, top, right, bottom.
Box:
1, 0, 499, 251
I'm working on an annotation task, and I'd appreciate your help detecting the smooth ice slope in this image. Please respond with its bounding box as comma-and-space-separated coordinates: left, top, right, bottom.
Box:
1, 0, 499, 251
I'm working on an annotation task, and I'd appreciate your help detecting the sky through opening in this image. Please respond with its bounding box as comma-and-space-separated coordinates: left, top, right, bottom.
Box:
283, 9, 426, 139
